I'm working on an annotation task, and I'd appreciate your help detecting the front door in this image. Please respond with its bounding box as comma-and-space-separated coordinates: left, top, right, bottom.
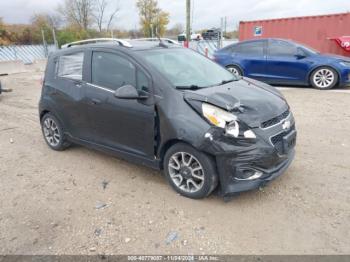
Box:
84, 50, 155, 159
265, 39, 310, 84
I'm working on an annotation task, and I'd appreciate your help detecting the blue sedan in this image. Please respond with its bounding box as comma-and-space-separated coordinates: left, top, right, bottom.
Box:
213, 38, 350, 89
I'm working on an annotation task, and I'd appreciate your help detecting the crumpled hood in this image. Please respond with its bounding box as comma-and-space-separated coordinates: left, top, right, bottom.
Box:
183, 79, 289, 128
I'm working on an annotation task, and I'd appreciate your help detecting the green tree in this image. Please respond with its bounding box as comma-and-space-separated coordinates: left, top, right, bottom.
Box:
57, 28, 89, 47
136, 0, 169, 37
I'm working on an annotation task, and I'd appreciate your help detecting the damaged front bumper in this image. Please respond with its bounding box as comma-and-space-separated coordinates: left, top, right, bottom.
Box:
216, 149, 295, 196
198, 117, 297, 197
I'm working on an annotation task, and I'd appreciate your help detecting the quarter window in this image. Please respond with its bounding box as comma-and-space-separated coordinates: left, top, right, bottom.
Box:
57, 52, 84, 80
238, 41, 264, 56
136, 70, 149, 92
268, 40, 297, 56
92, 52, 136, 90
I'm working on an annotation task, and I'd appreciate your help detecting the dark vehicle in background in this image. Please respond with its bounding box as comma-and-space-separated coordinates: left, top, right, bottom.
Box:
202, 28, 221, 40
214, 38, 350, 89
39, 38, 296, 199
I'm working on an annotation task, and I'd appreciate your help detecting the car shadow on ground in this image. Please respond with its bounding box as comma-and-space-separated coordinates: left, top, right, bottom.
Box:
64, 143, 287, 205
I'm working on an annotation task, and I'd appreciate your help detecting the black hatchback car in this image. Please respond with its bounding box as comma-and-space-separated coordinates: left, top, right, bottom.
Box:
39, 38, 297, 199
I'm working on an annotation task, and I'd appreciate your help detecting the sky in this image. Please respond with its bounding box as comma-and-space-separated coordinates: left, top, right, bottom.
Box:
0, 0, 349, 31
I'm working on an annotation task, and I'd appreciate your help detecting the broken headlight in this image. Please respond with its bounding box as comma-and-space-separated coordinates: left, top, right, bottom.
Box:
202, 103, 256, 139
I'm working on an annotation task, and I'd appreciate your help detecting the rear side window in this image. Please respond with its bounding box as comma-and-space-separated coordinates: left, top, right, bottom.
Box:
57, 52, 84, 80
92, 52, 136, 91
237, 41, 264, 56
268, 40, 297, 56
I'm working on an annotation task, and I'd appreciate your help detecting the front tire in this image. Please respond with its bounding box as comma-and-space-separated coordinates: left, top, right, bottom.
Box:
164, 143, 218, 199
310, 67, 338, 90
41, 113, 71, 151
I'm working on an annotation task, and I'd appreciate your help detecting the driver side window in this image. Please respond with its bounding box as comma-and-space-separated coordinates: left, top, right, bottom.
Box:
92, 52, 136, 91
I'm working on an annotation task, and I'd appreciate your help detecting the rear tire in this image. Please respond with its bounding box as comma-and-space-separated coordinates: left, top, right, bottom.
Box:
226, 65, 242, 77
310, 67, 338, 90
41, 113, 71, 151
164, 143, 218, 199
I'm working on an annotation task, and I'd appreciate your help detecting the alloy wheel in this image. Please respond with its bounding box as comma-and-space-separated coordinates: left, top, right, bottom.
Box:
313, 69, 335, 89
43, 117, 61, 147
168, 152, 205, 193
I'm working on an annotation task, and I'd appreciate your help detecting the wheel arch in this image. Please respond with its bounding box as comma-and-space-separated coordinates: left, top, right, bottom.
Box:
225, 63, 244, 75
40, 109, 50, 120
158, 138, 218, 174
158, 139, 184, 170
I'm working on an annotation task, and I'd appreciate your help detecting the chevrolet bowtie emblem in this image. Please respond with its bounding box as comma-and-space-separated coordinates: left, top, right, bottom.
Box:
282, 120, 291, 130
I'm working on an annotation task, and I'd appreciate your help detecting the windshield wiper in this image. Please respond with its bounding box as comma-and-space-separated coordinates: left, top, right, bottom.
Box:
220, 77, 242, 85
175, 85, 202, 90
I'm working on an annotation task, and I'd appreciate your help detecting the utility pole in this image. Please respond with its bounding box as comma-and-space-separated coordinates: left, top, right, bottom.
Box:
41, 29, 48, 57
219, 17, 224, 49
186, 0, 191, 47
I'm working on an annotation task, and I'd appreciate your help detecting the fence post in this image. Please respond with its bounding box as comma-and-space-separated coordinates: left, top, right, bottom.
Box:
41, 29, 48, 57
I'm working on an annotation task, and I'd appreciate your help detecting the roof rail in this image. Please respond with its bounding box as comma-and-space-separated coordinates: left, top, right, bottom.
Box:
61, 38, 133, 49
133, 38, 180, 45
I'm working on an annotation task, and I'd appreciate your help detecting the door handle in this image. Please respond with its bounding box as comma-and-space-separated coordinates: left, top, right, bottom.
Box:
91, 98, 101, 105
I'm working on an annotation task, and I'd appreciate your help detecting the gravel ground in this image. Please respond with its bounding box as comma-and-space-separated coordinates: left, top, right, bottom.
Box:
0, 69, 349, 255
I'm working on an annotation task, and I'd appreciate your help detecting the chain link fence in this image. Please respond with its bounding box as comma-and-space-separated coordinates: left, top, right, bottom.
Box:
0, 45, 57, 64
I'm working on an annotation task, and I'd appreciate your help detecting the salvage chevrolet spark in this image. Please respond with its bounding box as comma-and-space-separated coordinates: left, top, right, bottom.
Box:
39, 38, 297, 199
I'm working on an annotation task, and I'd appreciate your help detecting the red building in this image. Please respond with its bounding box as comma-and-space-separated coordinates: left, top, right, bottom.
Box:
239, 12, 350, 56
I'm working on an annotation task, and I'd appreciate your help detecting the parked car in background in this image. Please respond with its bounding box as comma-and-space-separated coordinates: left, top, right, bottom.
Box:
202, 28, 221, 40
177, 33, 203, 42
213, 38, 350, 89
39, 38, 296, 199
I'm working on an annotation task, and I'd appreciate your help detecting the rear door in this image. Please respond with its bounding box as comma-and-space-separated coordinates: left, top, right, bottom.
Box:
84, 50, 155, 158
265, 39, 310, 84
49, 51, 91, 140
234, 40, 267, 79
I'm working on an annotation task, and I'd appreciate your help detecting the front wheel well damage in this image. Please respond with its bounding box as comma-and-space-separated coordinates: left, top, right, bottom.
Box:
158, 139, 218, 183
158, 139, 183, 170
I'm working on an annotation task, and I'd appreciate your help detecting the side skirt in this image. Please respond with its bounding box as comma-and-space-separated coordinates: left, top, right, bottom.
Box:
66, 135, 162, 170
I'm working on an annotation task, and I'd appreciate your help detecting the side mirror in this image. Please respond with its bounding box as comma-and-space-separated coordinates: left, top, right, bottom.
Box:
114, 84, 148, 100
295, 48, 307, 59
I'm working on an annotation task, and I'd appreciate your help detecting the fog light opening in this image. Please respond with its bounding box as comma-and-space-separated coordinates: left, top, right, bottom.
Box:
234, 169, 263, 181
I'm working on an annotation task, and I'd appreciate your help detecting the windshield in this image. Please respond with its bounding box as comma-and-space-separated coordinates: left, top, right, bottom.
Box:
140, 48, 237, 88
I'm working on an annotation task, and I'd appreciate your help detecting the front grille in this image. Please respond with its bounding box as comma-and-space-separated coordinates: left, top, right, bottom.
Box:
261, 110, 290, 129
270, 124, 295, 154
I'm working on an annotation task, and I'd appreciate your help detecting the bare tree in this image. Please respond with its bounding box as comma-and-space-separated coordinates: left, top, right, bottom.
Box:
58, 0, 94, 30
93, 0, 120, 33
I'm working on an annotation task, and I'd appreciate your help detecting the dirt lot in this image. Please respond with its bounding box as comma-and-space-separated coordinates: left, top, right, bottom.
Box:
0, 68, 350, 255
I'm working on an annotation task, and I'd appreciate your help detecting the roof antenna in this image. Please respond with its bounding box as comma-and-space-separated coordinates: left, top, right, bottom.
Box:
156, 31, 168, 48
